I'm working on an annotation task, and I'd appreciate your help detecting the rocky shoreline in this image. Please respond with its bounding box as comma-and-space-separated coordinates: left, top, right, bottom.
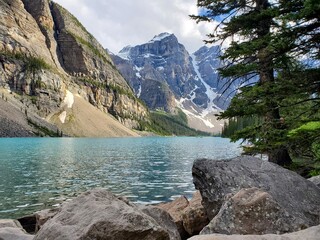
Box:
1, 156, 320, 240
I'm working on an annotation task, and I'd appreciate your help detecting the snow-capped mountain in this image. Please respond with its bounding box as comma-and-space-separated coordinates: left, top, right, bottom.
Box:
110, 33, 236, 133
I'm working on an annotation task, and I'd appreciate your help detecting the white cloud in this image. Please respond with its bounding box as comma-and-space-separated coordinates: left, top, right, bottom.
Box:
53, 0, 216, 54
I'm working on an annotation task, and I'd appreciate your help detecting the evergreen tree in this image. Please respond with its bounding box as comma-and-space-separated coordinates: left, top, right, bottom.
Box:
193, 0, 319, 166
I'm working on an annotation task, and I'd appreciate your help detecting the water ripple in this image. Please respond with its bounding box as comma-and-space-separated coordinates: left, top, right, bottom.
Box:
0, 137, 241, 219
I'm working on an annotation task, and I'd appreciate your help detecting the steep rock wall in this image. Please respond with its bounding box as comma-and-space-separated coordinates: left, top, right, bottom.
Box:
0, 0, 65, 118
0, 0, 149, 132
50, 2, 148, 127
22, 0, 62, 69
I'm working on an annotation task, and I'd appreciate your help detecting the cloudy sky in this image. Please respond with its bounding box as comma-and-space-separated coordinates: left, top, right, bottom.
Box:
54, 0, 215, 54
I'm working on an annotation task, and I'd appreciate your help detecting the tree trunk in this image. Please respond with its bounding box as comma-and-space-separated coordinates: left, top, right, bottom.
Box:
259, 68, 292, 166
269, 148, 292, 166
256, 0, 292, 166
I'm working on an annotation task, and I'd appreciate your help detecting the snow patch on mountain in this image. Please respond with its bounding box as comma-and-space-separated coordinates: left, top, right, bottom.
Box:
59, 90, 74, 124
149, 32, 173, 43
191, 54, 221, 117
144, 53, 156, 58
136, 72, 141, 78
63, 90, 74, 109
157, 66, 164, 71
59, 111, 67, 124
137, 84, 142, 98
134, 66, 144, 78
175, 98, 215, 129
118, 46, 132, 60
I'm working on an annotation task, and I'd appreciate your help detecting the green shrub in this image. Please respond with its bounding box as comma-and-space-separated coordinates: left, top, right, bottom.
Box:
25, 57, 50, 73
0, 50, 50, 73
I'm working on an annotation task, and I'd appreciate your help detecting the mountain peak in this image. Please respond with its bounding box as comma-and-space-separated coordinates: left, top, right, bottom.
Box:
118, 45, 132, 60
149, 32, 175, 43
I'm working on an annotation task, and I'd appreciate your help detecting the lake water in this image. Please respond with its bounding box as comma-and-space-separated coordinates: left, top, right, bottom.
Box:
0, 137, 241, 219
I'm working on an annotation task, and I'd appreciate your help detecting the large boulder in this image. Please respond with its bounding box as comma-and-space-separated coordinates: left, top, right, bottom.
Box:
187, 224, 320, 240
157, 196, 190, 238
34, 208, 60, 232
0, 219, 34, 240
18, 208, 60, 234
140, 206, 181, 240
201, 188, 306, 235
182, 191, 209, 236
34, 189, 178, 240
192, 157, 320, 234
156, 192, 209, 239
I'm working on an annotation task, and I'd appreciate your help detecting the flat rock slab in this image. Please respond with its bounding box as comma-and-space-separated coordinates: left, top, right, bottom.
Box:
192, 157, 320, 232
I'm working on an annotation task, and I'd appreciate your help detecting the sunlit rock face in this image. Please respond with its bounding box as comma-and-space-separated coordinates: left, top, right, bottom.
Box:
0, 0, 149, 136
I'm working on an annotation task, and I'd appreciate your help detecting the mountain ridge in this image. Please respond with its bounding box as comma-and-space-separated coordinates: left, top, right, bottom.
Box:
111, 33, 233, 133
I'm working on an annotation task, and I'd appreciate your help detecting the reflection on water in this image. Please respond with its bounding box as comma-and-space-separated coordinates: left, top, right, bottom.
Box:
0, 137, 241, 219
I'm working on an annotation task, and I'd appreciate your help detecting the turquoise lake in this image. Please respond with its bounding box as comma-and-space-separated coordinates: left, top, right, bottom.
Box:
0, 137, 241, 219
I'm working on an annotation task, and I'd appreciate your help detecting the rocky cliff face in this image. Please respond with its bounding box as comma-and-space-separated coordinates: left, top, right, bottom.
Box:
192, 46, 237, 110
111, 33, 197, 114
111, 33, 235, 133
0, 0, 148, 136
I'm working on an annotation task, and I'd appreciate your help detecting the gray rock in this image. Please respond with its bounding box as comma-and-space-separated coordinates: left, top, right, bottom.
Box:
201, 188, 306, 235
141, 206, 181, 240
156, 196, 190, 238
308, 175, 320, 188
34, 189, 173, 240
187, 224, 320, 240
34, 208, 60, 233
182, 191, 209, 236
0, 220, 24, 229
192, 157, 320, 232
139, 78, 176, 113
156, 192, 209, 239
0, 220, 34, 240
